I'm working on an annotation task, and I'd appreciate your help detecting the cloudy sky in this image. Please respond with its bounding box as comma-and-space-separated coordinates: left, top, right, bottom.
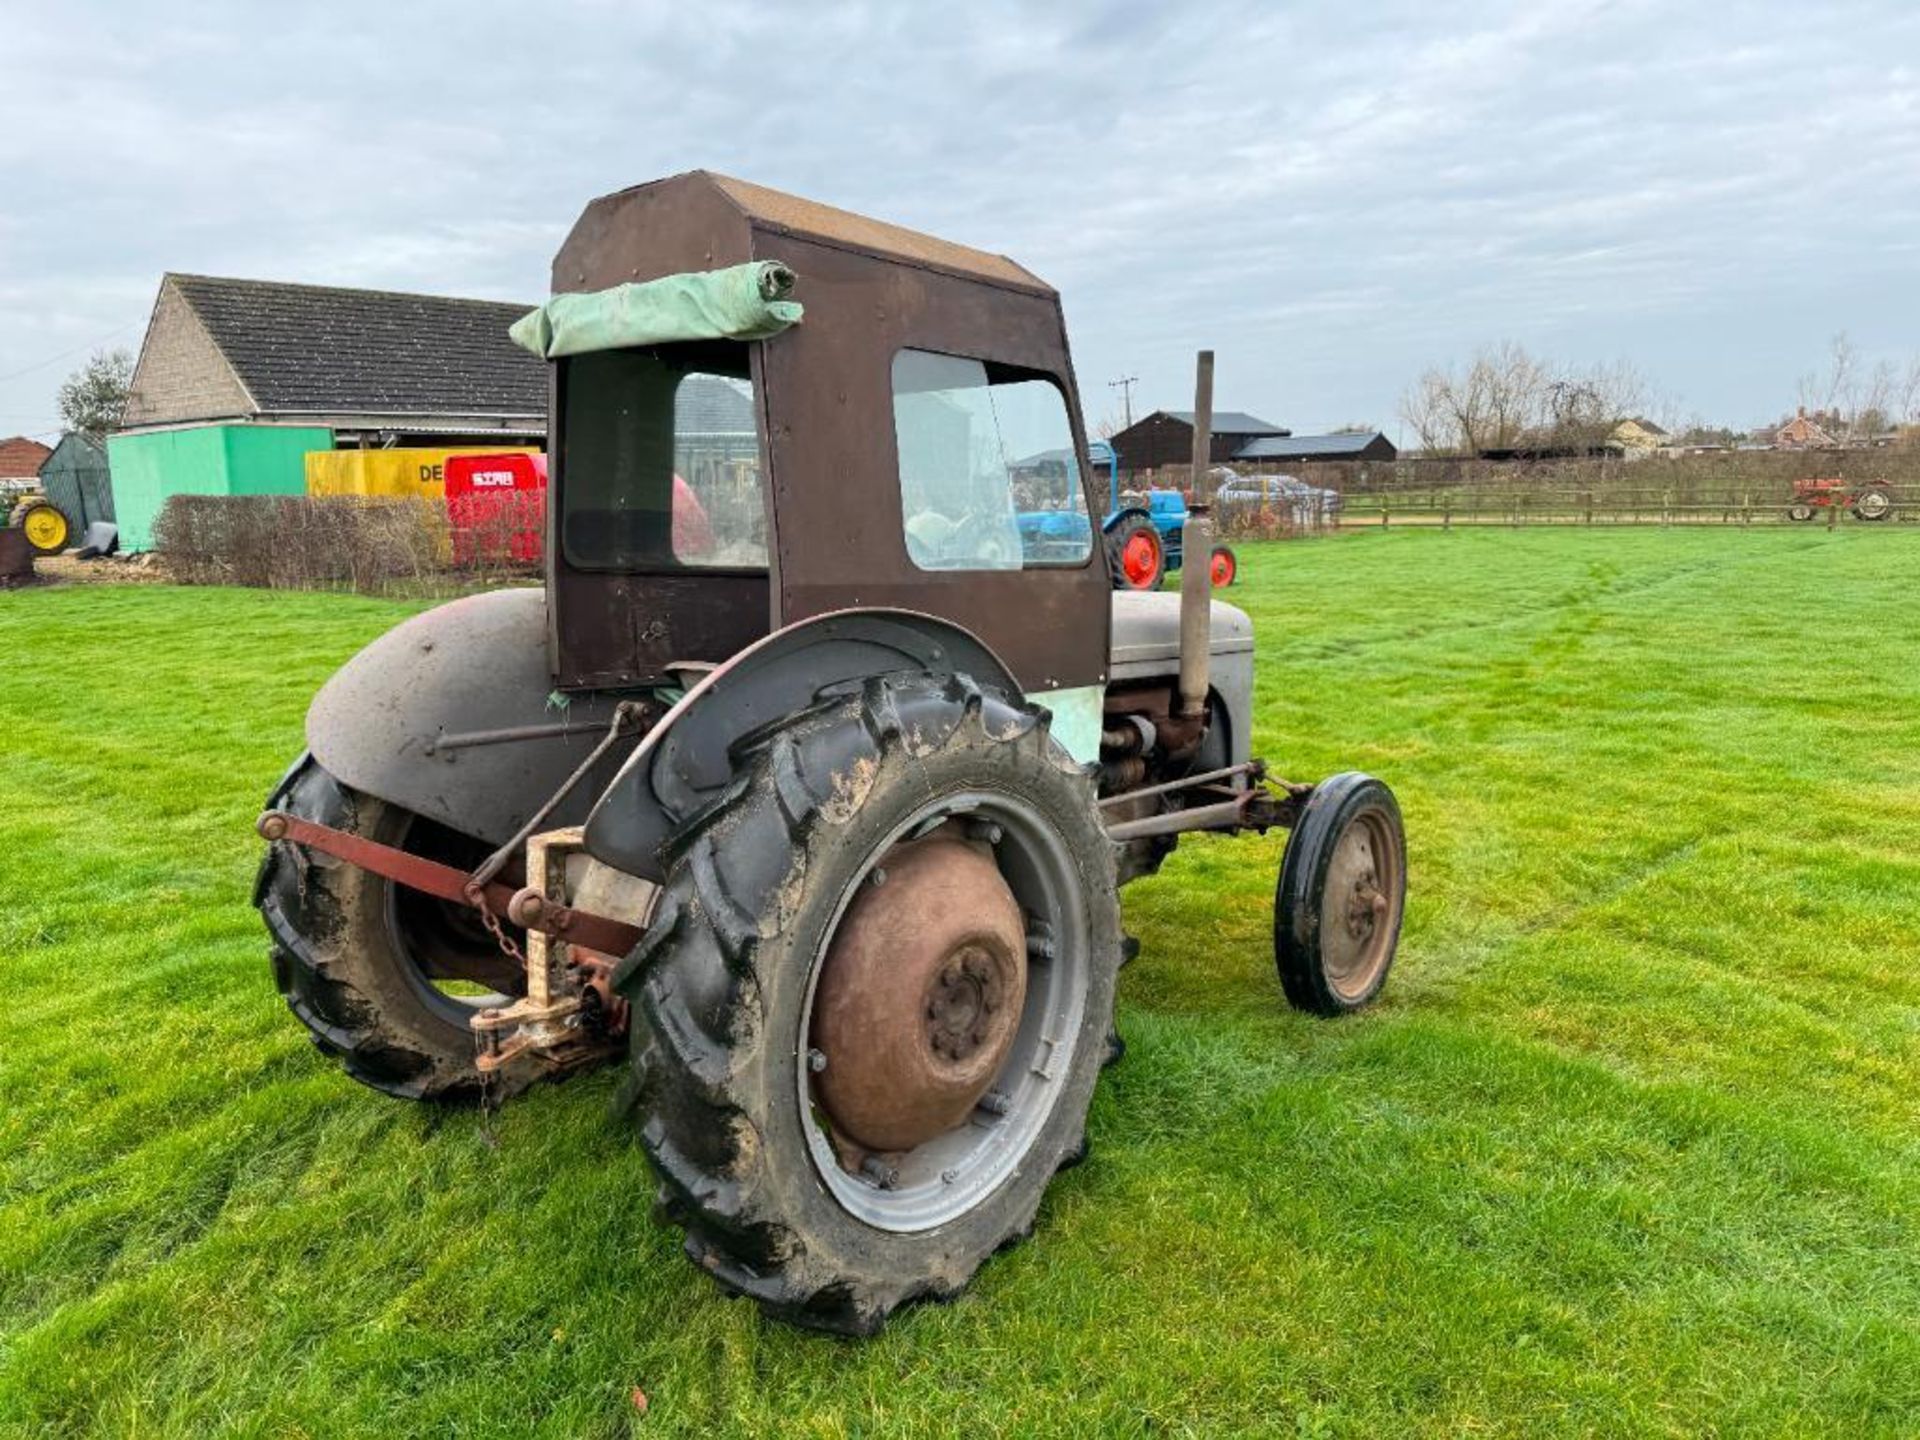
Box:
2, 0, 1916, 444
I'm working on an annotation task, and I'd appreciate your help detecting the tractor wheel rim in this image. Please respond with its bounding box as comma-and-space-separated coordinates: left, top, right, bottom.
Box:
1859, 491, 1888, 516
1122, 532, 1159, 586
798, 792, 1088, 1232
22, 508, 65, 550
1321, 808, 1401, 1000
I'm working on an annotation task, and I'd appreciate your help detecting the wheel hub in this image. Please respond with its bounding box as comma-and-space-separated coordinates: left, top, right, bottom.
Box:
1323, 817, 1397, 996
810, 837, 1026, 1153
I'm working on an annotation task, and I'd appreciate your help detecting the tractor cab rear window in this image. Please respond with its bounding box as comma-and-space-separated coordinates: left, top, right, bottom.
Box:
559, 344, 767, 571
891, 350, 1092, 571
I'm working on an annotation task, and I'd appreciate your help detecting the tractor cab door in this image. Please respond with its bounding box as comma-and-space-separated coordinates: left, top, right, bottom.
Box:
547, 338, 773, 688
753, 233, 1112, 695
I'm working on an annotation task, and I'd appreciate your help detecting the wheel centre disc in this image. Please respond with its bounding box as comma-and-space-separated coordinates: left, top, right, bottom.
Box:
809, 837, 1026, 1154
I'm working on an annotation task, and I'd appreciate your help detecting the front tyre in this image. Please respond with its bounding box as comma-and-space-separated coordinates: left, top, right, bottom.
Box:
617, 674, 1121, 1334
1274, 773, 1406, 1016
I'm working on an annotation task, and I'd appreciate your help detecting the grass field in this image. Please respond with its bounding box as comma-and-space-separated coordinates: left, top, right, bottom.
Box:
3, 529, 1918, 1437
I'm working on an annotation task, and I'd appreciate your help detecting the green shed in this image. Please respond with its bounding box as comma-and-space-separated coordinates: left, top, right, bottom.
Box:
37, 433, 116, 538
108, 424, 331, 550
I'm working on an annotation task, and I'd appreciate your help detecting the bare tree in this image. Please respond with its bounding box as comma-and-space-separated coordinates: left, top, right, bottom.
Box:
1400, 343, 1645, 455
1400, 341, 1551, 455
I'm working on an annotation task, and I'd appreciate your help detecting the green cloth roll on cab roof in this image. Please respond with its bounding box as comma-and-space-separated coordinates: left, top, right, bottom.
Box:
509, 261, 802, 359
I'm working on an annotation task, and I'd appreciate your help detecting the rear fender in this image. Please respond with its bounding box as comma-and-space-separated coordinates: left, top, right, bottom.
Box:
306, 587, 643, 845
583, 608, 1020, 882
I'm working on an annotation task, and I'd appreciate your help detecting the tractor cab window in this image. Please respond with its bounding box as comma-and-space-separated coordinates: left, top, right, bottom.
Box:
891, 349, 1092, 571
559, 344, 767, 571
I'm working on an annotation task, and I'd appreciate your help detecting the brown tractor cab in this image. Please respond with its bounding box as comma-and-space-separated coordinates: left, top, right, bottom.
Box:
254, 171, 1407, 1334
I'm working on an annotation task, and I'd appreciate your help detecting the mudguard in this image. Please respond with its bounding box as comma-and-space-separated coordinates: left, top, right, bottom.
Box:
584, 609, 1021, 882
306, 588, 642, 846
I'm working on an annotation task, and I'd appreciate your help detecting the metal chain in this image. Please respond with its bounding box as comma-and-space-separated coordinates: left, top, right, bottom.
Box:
476, 897, 526, 967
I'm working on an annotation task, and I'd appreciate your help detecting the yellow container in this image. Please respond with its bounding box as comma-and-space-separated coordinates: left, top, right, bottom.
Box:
305, 447, 537, 500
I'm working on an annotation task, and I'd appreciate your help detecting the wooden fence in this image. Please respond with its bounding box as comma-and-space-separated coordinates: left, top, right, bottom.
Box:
1129, 447, 1918, 529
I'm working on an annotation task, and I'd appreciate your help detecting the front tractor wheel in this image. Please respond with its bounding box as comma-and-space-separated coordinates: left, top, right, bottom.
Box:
255, 758, 534, 1103
1274, 772, 1406, 1016
617, 674, 1121, 1334
1209, 544, 1238, 587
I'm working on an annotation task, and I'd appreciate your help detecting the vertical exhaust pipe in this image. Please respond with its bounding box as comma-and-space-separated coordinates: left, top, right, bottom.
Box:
1178, 350, 1215, 719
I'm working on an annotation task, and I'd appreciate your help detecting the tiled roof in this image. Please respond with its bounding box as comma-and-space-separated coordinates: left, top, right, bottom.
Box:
1234, 431, 1391, 460
0, 434, 54, 479
1157, 410, 1287, 435
675, 374, 754, 434
169, 273, 544, 419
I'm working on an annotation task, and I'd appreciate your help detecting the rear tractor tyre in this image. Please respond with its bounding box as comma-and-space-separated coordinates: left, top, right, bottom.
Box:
255, 757, 533, 1103
1852, 485, 1894, 522
1106, 510, 1164, 590
1274, 772, 1406, 1016
11, 498, 70, 555
616, 673, 1122, 1334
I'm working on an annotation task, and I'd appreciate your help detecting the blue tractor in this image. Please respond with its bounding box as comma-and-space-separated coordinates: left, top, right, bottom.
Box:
1016, 440, 1238, 591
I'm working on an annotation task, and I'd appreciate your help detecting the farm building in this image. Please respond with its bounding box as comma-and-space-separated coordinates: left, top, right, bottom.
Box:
110, 273, 545, 548
37, 433, 115, 535
1110, 410, 1288, 472
1234, 430, 1397, 464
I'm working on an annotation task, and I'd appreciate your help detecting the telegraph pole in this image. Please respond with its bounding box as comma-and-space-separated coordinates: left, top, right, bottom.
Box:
1109, 375, 1138, 430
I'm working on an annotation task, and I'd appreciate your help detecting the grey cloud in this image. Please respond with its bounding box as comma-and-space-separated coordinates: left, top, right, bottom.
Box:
1, 0, 1914, 439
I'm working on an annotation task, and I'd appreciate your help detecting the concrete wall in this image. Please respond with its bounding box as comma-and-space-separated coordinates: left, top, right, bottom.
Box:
107, 423, 331, 549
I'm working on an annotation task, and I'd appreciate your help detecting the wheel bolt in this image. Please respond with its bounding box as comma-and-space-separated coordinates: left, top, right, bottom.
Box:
969, 820, 1004, 845
870, 867, 887, 887
977, 1089, 1011, 1116
807, 1049, 828, 1073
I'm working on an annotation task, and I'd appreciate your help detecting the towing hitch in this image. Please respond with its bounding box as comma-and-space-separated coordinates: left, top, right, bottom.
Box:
256, 809, 646, 1083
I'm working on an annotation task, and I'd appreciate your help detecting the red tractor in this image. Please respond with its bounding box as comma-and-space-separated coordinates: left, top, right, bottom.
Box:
1787, 476, 1897, 522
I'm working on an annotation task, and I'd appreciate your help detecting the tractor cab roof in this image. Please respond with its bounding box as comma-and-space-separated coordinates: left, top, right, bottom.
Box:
555, 171, 1052, 297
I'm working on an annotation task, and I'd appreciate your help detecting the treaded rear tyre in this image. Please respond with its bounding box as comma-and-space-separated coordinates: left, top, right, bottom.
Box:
255, 757, 532, 1104
615, 673, 1121, 1334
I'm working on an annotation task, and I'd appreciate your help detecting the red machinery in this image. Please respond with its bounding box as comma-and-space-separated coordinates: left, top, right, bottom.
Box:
1788, 476, 1897, 523
445, 452, 547, 565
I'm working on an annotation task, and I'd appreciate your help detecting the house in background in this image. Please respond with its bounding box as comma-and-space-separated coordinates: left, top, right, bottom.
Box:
1109, 409, 1288, 471
0, 435, 54, 499
1772, 406, 1836, 449
110, 273, 546, 548
1610, 417, 1671, 456
1233, 430, 1397, 465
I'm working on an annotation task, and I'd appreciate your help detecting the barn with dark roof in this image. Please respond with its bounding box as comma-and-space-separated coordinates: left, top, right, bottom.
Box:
110, 273, 547, 547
